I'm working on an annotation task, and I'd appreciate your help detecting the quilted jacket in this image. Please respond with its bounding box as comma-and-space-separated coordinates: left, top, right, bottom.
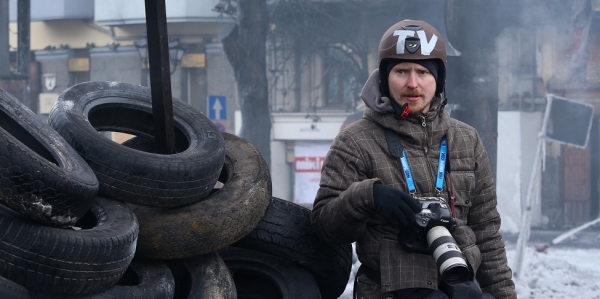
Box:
311, 69, 517, 299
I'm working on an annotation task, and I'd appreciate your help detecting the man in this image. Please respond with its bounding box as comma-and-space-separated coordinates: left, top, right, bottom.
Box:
311, 19, 517, 299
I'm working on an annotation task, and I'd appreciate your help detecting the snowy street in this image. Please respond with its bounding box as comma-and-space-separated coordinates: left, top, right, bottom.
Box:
508, 245, 600, 298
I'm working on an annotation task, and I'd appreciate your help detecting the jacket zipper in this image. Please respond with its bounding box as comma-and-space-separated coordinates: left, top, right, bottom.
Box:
421, 115, 437, 194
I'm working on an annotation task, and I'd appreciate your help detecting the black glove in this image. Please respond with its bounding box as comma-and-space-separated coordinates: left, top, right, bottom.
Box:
372, 183, 422, 230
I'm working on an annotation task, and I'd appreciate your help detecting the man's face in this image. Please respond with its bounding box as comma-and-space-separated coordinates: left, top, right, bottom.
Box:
387, 62, 437, 115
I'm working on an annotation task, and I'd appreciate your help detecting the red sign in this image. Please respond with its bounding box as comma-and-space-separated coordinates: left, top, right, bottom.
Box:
294, 156, 325, 172
213, 121, 226, 132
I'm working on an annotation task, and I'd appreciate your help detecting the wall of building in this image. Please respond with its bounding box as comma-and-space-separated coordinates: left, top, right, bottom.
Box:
90, 46, 139, 85
496, 111, 544, 234
9, 21, 118, 51
270, 140, 293, 201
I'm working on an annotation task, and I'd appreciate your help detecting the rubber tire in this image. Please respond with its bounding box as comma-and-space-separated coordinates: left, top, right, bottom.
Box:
0, 87, 99, 227
167, 252, 236, 299
29, 258, 175, 299
232, 197, 352, 299
0, 196, 139, 295
127, 133, 271, 259
0, 275, 30, 299
48, 81, 225, 208
219, 247, 322, 299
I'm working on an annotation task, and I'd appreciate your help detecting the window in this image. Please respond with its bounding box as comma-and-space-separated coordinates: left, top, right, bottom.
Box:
322, 47, 358, 109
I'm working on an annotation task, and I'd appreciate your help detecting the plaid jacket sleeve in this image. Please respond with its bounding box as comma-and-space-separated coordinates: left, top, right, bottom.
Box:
310, 130, 380, 244
469, 132, 517, 299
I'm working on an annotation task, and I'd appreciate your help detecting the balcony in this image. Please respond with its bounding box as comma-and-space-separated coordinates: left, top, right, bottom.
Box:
271, 112, 352, 141
9, 0, 94, 22
94, 0, 230, 26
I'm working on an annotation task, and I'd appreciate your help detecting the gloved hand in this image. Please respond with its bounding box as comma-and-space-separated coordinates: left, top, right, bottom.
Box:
372, 183, 422, 230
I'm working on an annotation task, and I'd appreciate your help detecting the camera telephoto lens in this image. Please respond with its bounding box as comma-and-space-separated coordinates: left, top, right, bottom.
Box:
426, 226, 470, 285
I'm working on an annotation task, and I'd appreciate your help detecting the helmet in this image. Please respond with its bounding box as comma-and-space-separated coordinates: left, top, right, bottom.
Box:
378, 19, 447, 95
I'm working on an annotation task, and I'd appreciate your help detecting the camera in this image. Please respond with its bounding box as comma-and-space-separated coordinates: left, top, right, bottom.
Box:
397, 197, 470, 285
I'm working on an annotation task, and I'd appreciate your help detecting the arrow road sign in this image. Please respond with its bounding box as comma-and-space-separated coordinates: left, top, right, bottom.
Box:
208, 95, 227, 120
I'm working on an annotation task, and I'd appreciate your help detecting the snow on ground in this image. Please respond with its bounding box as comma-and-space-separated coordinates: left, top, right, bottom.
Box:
338, 242, 600, 299
508, 246, 600, 299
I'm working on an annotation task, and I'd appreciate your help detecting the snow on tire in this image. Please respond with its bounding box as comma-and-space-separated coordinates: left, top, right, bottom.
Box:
0, 87, 99, 227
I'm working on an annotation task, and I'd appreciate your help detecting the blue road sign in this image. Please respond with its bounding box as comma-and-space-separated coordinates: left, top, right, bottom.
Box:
207, 95, 227, 120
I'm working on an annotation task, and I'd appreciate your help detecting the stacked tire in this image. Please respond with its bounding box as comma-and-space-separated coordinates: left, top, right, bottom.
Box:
0, 82, 352, 299
0, 86, 139, 298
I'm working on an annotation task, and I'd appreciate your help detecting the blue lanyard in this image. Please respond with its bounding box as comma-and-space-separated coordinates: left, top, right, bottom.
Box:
399, 136, 448, 195
399, 151, 416, 194
436, 136, 448, 192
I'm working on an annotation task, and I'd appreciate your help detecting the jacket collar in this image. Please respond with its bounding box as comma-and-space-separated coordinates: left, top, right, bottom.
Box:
360, 68, 445, 122
364, 105, 451, 150
360, 68, 451, 148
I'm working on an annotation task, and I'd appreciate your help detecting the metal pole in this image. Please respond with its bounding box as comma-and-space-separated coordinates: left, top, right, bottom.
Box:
512, 136, 542, 279
513, 94, 553, 279
144, 0, 175, 154
17, 0, 30, 108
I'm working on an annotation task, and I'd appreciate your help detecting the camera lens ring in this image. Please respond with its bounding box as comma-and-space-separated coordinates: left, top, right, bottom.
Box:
426, 226, 470, 285
440, 260, 471, 285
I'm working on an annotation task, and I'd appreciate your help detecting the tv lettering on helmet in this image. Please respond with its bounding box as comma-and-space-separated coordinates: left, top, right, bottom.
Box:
378, 20, 448, 95
393, 29, 438, 56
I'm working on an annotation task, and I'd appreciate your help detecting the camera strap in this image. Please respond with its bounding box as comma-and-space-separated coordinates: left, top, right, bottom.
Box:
384, 129, 455, 216
436, 136, 448, 192
384, 129, 416, 195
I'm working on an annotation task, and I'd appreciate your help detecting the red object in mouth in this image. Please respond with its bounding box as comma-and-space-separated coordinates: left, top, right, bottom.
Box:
400, 105, 410, 119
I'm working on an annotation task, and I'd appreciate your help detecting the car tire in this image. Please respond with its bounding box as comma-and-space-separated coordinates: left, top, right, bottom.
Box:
167, 252, 236, 299
48, 81, 225, 207
232, 197, 352, 299
29, 258, 175, 299
0, 197, 138, 295
0, 87, 98, 227
0, 275, 30, 299
219, 247, 321, 299
127, 133, 271, 259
